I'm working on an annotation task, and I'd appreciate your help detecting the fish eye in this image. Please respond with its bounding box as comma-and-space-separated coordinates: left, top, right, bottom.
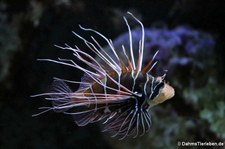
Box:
150, 82, 165, 100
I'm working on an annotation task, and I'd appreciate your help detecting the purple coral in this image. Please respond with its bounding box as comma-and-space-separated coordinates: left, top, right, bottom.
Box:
109, 26, 215, 76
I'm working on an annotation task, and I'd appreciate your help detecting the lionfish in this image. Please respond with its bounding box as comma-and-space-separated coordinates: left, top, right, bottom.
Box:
33, 12, 175, 139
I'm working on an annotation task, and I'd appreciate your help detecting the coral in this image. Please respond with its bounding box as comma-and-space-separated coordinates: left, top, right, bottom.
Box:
188, 78, 225, 139
1, 1, 224, 148
0, 9, 20, 82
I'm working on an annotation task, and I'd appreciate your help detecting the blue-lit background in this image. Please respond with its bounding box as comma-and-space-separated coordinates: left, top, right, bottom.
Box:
0, 0, 225, 149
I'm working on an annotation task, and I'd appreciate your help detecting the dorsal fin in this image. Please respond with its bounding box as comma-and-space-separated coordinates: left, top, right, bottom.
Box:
141, 50, 159, 74
49, 79, 72, 97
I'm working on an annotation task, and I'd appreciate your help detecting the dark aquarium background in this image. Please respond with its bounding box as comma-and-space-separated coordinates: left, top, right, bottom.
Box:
1, 0, 225, 149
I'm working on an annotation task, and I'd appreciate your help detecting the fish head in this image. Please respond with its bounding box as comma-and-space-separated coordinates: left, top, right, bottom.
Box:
146, 76, 175, 108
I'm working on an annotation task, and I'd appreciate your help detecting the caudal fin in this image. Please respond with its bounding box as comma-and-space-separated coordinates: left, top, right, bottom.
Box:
32, 79, 73, 116
48, 79, 73, 113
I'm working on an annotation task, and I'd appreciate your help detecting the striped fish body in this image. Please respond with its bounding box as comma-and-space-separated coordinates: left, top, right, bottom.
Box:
68, 71, 147, 124
56, 69, 173, 138
33, 12, 175, 139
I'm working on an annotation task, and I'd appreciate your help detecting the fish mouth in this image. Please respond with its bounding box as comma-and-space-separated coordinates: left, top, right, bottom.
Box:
162, 83, 175, 100
148, 83, 175, 108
